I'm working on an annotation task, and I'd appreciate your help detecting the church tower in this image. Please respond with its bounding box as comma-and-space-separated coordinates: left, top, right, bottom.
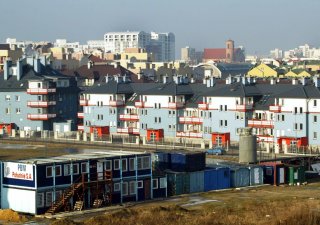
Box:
226, 39, 234, 63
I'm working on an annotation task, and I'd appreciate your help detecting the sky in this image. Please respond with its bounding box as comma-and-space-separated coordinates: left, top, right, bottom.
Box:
1, 0, 320, 57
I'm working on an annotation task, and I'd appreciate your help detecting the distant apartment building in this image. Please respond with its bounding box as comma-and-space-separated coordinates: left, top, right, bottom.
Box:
54, 39, 80, 50
104, 31, 175, 62
203, 40, 245, 63
87, 40, 105, 49
0, 44, 23, 71
270, 48, 283, 59
181, 46, 196, 63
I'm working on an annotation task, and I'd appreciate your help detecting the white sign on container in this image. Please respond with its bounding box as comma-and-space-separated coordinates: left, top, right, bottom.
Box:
4, 162, 33, 181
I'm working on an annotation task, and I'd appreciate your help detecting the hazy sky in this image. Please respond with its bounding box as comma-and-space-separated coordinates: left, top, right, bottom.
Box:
1, 0, 320, 56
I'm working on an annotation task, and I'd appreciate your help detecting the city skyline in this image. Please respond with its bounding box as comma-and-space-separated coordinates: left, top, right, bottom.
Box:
1, 0, 320, 56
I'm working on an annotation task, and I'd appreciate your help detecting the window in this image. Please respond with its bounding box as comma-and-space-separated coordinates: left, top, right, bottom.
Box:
105, 160, 112, 171
129, 181, 136, 195
15, 95, 20, 101
159, 117, 161, 123
160, 177, 167, 188
55, 165, 62, 176
122, 182, 128, 196
129, 158, 135, 171
46, 192, 53, 207
294, 123, 303, 131
5, 95, 10, 101
16, 108, 21, 114
155, 117, 157, 123
37, 193, 44, 208
5, 108, 10, 114
137, 181, 143, 188
46, 166, 53, 178
81, 162, 88, 173
314, 100, 317, 107
314, 115, 317, 123
72, 164, 79, 175
152, 179, 158, 189
266, 168, 273, 176
114, 159, 120, 170
137, 156, 150, 170
122, 159, 127, 172
114, 183, 120, 192
224, 120, 228, 127
64, 164, 71, 176
313, 132, 317, 140
300, 107, 303, 114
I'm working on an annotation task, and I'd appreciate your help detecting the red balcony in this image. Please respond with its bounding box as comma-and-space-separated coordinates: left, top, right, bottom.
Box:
119, 114, 139, 121
110, 100, 124, 107
269, 105, 281, 113
135, 101, 145, 108
77, 124, 84, 131
27, 114, 56, 120
179, 117, 203, 124
168, 102, 184, 109
27, 88, 56, 94
79, 99, 88, 106
27, 101, 56, 108
248, 119, 274, 128
176, 131, 203, 138
77, 112, 84, 118
236, 104, 253, 112
117, 127, 140, 134
198, 102, 208, 110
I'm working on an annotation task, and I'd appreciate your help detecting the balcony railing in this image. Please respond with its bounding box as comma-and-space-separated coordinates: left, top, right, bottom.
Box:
79, 99, 88, 106
77, 112, 84, 118
256, 135, 274, 143
168, 102, 184, 109
119, 114, 139, 121
27, 88, 56, 94
248, 119, 274, 128
134, 101, 145, 108
236, 104, 253, 112
27, 114, 56, 120
117, 127, 140, 134
198, 103, 209, 110
176, 131, 203, 138
77, 124, 84, 131
27, 101, 56, 108
269, 105, 282, 113
179, 117, 203, 124
110, 100, 124, 107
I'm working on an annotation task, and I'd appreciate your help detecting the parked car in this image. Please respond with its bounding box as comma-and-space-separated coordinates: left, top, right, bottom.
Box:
206, 147, 226, 155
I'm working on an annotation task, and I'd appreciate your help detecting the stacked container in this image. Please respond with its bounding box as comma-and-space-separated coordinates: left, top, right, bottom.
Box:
204, 167, 230, 191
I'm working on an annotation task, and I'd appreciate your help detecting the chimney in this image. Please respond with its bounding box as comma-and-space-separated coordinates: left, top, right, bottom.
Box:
313, 76, 320, 88
226, 75, 233, 85
183, 75, 189, 84
4, 59, 12, 80
270, 78, 275, 85
115, 75, 123, 83
17, 59, 23, 81
241, 76, 247, 85
34, 57, 41, 73
163, 75, 169, 84
203, 77, 208, 85
300, 77, 307, 86
105, 75, 112, 83
292, 78, 298, 85
87, 61, 93, 69
190, 77, 195, 83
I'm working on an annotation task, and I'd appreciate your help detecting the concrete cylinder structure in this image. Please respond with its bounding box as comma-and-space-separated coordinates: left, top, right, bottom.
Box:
239, 127, 257, 164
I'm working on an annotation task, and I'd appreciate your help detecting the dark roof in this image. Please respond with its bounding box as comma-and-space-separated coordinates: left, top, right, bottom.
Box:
84, 81, 133, 95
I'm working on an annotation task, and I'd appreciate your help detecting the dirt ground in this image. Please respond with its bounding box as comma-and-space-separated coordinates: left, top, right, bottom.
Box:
42, 183, 320, 225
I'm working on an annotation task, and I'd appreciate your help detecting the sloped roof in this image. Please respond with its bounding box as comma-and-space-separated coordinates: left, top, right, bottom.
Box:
203, 48, 226, 59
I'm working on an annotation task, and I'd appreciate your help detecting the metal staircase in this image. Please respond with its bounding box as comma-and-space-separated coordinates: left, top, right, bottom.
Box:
45, 171, 112, 215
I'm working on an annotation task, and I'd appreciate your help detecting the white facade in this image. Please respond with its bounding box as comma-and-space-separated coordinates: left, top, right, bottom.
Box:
270, 48, 283, 59
104, 31, 150, 53
104, 31, 175, 61
87, 40, 105, 49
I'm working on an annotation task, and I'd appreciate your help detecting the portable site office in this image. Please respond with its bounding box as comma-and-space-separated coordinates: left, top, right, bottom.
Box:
0, 150, 165, 215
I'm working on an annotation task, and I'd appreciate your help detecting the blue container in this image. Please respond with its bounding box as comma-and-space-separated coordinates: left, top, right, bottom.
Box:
189, 171, 204, 193
230, 166, 250, 187
152, 176, 167, 198
204, 167, 230, 191
167, 171, 190, 196
263, 164, 286, 185
170, 151, 205, 172
153, 152, 171, 171
248, 166, 264, 186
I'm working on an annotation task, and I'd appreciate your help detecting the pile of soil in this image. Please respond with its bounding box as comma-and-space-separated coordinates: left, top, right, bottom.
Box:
0, 209, 26, 223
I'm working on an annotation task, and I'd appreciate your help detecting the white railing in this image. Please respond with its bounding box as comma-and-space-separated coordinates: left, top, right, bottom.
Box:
176, 132, 203, 138
27, 88, 56, 94
27, 114, 56, 120
119, 114, 139, 120
179, 117, 203, 124
248, 119, 274, 127
27, 101, 56, 107
110, 100, 124, 107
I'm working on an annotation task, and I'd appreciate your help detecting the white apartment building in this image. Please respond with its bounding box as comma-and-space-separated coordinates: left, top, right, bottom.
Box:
104, 31, 175, 61
270, 48, 283, 59
87, 40, 105, 49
